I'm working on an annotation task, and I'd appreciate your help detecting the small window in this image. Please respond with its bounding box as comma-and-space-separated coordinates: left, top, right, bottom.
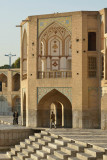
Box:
88, 57, 97, 78
0, 82, 2, 91
88, 32, 96, 51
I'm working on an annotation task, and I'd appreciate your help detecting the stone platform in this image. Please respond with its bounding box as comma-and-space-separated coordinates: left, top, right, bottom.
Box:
0, 129, 106, 160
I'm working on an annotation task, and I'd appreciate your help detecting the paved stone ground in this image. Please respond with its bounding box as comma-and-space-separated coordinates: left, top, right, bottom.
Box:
45, 128, 107, 150
0, 116, 22, 126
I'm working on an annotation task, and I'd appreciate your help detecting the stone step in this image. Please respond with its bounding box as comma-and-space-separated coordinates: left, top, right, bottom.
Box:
48, 142, 62, 149
25, 158, 33, 160
32, 142, 44, 149
55, 139, 69, 146
93, 145, 105, 152
84, 148, 104, 158
43, 135, 56, 142
103, 155, 107, 160
22, 148, 34, 156
13, 157, 21, 160
20, 142, 28, 148
36, 149, 49, 158
41, 131, 49, 135
54, 150, 70, 159
15, 145, 24, 151
75, 140, 90, 147
27, 145, 40, 152
77, 153, 96, 160
11, 148, 20, 155
0, 154, 11, 160
13, 156, 21, 160
34, 133, 42, 138
42, 145, 54, 153
38, 139, 49, 145
17, 152, 28, 160
31, 153, 41, 160
29, 135, 38, 141
68, 143, 86, 152
7, 151, 15, 158
47, 154, 62, 160
61, 146, 78, 156
68, 158, 80, 160
49, 133, 60, 138
25, 139, 33, 145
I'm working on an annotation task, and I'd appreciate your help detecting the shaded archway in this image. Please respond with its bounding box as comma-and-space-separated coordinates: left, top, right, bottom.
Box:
0, 73, 7, 92
12, 73, 20, 91
37, 89, 72, 128
12, 96, 21, 114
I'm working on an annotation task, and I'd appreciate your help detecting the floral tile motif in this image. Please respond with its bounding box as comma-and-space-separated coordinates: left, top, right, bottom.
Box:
37, 87, 72, 104
38, 16, 72, 36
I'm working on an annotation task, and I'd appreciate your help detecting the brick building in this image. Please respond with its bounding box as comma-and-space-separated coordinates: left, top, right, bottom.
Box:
20, 8, 107, 129
0, 69, 20, 115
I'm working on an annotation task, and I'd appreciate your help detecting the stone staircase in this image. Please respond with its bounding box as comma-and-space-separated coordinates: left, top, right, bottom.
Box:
0, 130, 106, 160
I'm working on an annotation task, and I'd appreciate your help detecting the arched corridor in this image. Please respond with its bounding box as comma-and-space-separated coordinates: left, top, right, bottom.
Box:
12, 73, 20, 91
37, 89, 72, 128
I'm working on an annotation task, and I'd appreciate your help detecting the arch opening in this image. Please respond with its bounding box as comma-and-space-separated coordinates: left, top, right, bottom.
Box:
37, 89, 72, 128
22, 30, 27, 78
12, 73, 20, 91
38, 22, 72, 79
0, 74, 7, 92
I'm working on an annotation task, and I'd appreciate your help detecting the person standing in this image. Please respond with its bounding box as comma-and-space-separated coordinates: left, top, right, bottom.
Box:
50, 111, 56, 129
13, 111, 19, 125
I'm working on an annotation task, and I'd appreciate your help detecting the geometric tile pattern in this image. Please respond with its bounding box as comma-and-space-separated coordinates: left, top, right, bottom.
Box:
37, 87, 72, 104
38, 16, 72, 36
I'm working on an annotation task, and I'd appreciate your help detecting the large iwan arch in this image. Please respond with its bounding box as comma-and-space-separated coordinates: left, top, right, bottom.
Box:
37, 89, 72, 128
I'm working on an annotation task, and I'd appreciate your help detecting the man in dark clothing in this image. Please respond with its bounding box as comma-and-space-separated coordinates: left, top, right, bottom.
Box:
50, 111, 56, 129
13, 111, 19, 125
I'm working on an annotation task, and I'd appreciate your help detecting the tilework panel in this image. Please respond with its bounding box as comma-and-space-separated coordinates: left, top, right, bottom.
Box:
37, 87, 72, 104
38, 16, 72, 36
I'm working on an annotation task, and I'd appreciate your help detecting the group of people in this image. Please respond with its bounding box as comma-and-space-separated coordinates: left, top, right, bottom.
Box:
12, 111, 56, 128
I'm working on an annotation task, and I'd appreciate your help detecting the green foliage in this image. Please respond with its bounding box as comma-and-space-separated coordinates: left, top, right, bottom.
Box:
0, 65, 10, 69
12, 57, 20, 68
0, 57, 20, 69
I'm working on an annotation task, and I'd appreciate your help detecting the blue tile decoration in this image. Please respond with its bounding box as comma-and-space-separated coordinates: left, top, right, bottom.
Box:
37, 87, 72, 104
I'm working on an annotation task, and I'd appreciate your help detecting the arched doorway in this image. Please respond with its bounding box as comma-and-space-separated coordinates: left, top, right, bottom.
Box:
12, 73, 20, 91
37, 89, 72, 128
0, 73, 7, 92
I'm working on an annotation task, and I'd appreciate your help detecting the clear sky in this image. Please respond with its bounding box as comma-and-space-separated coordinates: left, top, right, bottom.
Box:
0, 0, 107, 66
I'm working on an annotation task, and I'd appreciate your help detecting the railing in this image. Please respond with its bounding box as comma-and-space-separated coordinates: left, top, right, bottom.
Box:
38, 71, 72, 79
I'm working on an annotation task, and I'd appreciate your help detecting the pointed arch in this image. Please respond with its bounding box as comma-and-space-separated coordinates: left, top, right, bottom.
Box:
12, 73, 20, 91
37, 89, 72, 128
0, 73, 7, 91
22, 30, 27, 75
38, 22, 72, 77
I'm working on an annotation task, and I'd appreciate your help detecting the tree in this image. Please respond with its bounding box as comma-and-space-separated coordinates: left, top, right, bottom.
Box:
0, 57, 20, 69
12, 58, 20, 68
